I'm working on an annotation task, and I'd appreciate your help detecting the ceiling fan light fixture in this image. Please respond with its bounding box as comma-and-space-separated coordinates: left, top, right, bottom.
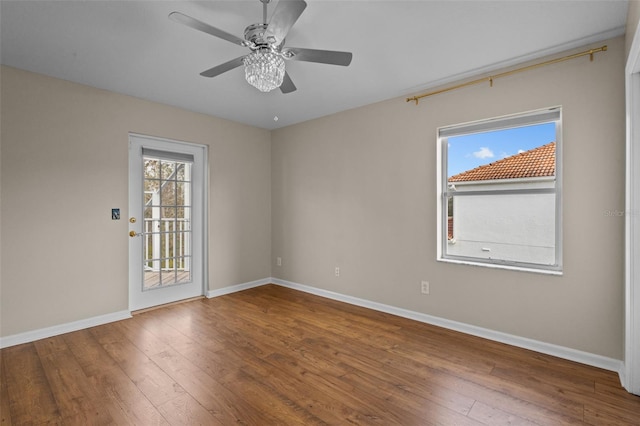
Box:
243, 49, 285, 92
171, 0, 351, 94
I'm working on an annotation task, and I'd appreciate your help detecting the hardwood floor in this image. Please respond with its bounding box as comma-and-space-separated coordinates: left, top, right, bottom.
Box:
2, 284, 639, 425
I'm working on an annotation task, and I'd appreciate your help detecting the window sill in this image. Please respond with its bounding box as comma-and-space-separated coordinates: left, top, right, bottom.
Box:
437, 257, 563, 276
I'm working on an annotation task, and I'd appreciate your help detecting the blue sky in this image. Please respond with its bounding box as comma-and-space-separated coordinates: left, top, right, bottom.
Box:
447, 122, 556, 177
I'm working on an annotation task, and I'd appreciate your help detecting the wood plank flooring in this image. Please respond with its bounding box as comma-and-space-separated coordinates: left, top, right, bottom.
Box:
2, 284, 639, 425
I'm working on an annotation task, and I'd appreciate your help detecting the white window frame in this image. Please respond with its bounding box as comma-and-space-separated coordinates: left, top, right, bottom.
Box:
437, 107, 563, 274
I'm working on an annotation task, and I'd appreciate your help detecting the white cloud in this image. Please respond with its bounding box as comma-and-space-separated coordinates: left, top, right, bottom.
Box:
500, 149, 524, 158
473, 147, 494, 159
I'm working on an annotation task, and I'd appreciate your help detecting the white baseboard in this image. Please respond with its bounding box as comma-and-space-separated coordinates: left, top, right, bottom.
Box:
0, 310, 132, 349
271, 278, 624, 374
0, 276, 270, 348
1, 277, 624, 379
206, 277, 272, 298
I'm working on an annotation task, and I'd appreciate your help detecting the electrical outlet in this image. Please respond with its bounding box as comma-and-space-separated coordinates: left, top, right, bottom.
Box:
276, 257, 282, 267
421, 281, 430, 294
335, 267, 340, 277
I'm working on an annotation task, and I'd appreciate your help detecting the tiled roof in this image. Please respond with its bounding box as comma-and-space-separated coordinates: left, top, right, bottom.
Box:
448, 142, 555, 183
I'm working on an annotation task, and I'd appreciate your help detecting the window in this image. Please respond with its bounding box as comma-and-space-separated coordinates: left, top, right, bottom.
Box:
438, 107, 562, 273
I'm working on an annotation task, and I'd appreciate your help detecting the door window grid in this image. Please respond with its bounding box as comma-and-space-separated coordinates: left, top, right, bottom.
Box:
143, 157, 193, 289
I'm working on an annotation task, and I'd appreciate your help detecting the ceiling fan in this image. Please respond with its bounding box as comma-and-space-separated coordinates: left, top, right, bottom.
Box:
169, 0, 353, 94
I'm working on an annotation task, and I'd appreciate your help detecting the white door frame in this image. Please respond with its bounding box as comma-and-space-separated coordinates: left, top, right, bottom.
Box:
625, 25, 640, 395
128, 133, 208, 311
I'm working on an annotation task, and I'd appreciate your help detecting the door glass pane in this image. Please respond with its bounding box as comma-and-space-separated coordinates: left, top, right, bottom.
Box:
163, 271, 178, 286
145, 159, 160, 179
145, 270, 161, 289
161, 181, 176, 206
177, 164, 188, 181
162, 207, 177, 219
142, 156, 193, 290
145, 180, 160, 205
176, 182, 190, 205
176, 257, 191, 284
161, 161, 176, 179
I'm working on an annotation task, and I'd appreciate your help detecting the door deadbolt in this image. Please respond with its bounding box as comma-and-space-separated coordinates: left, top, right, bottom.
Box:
129, 217, 136, 223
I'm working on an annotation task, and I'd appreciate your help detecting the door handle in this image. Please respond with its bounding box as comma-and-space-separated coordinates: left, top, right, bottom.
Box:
129, 231, 141, 237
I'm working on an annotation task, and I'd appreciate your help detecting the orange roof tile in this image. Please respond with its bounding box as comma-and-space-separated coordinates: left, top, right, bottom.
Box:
448, 142, 555, 183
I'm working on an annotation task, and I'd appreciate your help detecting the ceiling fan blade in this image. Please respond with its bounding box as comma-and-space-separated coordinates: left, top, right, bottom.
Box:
263, 0, 307, 46
283, 47, 353, 66
200, 56, 246, 78
169, 12, 245, 47
282, 47, 353, 67
280, 72, 297, 94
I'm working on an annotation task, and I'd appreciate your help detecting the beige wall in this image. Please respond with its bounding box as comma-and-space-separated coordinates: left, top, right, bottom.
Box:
627, 0, 640, 59
0, 66, 271, 337
0, 36, 628, 360
272, 37, 626, 359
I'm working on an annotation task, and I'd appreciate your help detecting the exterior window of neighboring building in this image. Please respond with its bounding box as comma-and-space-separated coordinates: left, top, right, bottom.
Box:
437, 107, 562, 273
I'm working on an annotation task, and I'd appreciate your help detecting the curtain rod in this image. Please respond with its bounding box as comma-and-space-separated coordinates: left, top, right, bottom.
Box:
406, 45, 608, 105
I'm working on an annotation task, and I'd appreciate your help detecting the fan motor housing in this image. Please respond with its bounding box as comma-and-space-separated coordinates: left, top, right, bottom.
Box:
244, 23, 272, 49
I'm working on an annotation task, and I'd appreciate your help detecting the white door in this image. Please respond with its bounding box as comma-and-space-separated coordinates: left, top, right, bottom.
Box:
128, 134, 207, 311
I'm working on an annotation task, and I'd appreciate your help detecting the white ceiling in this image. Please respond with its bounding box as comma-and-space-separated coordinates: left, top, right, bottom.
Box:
0, 1, 629, 130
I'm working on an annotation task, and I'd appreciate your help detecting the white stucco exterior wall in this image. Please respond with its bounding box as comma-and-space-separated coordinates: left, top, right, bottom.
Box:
447, 178, 556, 265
